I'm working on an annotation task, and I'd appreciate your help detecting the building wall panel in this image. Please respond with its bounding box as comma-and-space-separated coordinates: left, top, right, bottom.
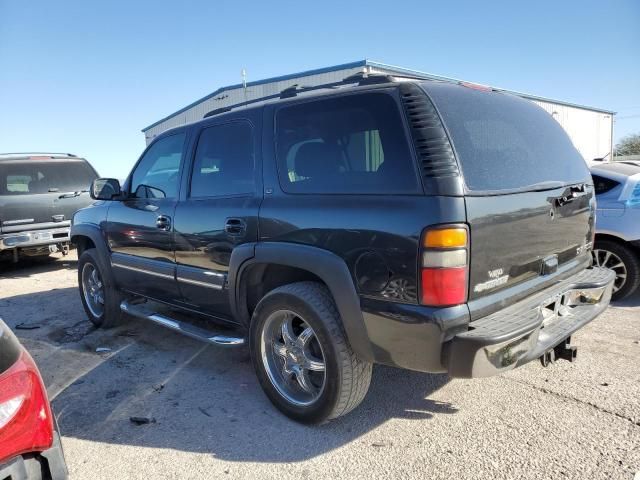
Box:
531, 100, 612, 163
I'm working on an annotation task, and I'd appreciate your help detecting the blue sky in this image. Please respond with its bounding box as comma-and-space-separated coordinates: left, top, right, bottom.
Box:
1, 0, 638, 178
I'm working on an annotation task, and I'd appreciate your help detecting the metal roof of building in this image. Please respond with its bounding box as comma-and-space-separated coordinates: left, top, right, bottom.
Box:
142, 59, 615, 132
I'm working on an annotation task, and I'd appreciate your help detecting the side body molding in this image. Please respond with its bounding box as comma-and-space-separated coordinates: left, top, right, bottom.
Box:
229, 242, 374, 362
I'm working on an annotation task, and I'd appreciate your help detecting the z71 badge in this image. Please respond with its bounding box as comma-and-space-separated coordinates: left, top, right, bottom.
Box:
474, 268, 510, 293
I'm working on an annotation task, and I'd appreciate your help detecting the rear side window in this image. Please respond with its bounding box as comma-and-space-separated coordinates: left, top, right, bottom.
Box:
190, 122, 254, 198
423, 83, 590, 191
591, 174, 620, 195
275, 92, 420, 194
1, 161, 97, 195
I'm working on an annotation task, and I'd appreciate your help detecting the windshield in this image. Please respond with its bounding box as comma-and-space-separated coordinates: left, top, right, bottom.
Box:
422, 83, 591, 192
0, 160, 97, 195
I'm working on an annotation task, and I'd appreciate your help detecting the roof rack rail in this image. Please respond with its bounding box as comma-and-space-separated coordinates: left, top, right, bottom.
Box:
202, 72, 413, 119
203, 107, 232, 118
0, 152, 77, 158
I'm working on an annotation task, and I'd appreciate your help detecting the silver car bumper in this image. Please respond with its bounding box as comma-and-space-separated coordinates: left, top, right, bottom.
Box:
0, 228, 70, 250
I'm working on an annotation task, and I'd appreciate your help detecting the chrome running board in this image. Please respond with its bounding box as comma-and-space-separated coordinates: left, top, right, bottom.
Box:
120, 300, 245, 347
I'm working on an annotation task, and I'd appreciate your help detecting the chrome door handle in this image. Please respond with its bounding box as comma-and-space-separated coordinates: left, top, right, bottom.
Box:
156, 215, 172, 231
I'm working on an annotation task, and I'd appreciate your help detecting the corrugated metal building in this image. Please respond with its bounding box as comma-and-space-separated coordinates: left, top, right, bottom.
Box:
142, 60, 614, 163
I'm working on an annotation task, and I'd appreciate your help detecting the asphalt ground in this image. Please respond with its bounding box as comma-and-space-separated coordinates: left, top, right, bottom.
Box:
1, 252, 638, 480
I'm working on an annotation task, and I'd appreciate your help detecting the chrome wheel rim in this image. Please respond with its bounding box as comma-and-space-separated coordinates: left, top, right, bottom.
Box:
593, 249, 627, 293
260, 309, 326, 406
82, 262, 105, 317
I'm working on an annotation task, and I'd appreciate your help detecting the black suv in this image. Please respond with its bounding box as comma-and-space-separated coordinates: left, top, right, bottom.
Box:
0, 153, 98, 262
71, 74, 615, 423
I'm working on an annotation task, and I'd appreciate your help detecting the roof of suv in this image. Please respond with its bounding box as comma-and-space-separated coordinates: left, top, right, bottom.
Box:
0, 153, 84, 162
161, 75, 512, 141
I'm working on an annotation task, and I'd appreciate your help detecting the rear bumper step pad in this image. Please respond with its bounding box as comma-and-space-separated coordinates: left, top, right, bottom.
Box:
445, 267, 615, 378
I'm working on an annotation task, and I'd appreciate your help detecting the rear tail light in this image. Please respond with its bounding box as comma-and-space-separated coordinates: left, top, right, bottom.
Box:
0, 351, 54, 464
420, 226, 469, 306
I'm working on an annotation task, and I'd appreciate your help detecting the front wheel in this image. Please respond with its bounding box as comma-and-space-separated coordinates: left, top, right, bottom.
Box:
78, 248, 123, 328
250, 282, 372, 424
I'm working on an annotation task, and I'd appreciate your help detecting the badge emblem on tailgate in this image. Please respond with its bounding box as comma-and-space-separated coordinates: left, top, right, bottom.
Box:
474, 268, 510, 293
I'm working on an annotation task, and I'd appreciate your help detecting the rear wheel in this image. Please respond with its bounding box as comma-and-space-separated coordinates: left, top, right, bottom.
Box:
592, 240, 640, 300
250, 281, 372, 424
78, 248, 123, 327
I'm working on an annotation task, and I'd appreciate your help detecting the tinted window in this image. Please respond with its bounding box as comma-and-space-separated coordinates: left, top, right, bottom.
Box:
591, 174, 620, 195
190, 122, 254, 198
131, 133, 185, 199
424, 83, 590, 191
276, 92, 419, 194
0, 161, 97, 195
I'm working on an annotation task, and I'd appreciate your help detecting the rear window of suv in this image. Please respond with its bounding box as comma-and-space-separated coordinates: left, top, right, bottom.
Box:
275, 92, 420, 194
1, 160, 97, 195
423, 83, 590, 192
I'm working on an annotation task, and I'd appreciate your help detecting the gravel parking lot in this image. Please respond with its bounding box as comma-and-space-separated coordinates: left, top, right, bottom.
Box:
1, 252, 638, 480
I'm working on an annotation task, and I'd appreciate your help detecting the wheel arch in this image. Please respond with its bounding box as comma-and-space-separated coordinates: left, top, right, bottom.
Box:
71, 224, 114, 285
229, 242, 374, 362
594, 232, 628, 245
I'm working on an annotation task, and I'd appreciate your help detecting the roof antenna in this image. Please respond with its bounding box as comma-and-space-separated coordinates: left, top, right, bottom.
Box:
241, 68, 248, 103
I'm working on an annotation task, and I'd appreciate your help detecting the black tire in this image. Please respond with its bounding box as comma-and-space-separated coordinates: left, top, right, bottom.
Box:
593, 240, 640, 301
78, 248, 123, 328
250, 281, 372, 424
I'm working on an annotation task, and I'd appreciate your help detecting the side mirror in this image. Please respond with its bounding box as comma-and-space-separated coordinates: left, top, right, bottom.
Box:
90, 178, 122, 200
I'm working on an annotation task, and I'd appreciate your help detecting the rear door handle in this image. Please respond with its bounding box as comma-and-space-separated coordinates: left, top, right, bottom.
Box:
156, 215, 172, 231
225, 218, 246, 235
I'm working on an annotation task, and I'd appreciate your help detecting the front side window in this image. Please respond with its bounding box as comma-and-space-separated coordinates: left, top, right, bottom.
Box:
131, 133, 186, 199
190, 122, 254, 198
275, 92, 420, 194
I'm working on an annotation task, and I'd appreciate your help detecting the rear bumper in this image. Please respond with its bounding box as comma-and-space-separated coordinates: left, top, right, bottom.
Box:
445, 267, 615, 378
0, 432, 68, 480
0, 228, 70, 250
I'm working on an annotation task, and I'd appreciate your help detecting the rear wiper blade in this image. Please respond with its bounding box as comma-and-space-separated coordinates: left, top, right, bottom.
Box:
521, 181, 567, 192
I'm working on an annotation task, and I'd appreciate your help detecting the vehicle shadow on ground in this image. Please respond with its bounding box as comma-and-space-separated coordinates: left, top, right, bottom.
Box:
53, 340, 455, 462
3, 283, 456, 462
0, 254, 77, 280
611, 289, 640, 308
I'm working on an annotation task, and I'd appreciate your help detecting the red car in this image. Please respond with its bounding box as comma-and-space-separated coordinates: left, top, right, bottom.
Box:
0, 318, 67, 479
